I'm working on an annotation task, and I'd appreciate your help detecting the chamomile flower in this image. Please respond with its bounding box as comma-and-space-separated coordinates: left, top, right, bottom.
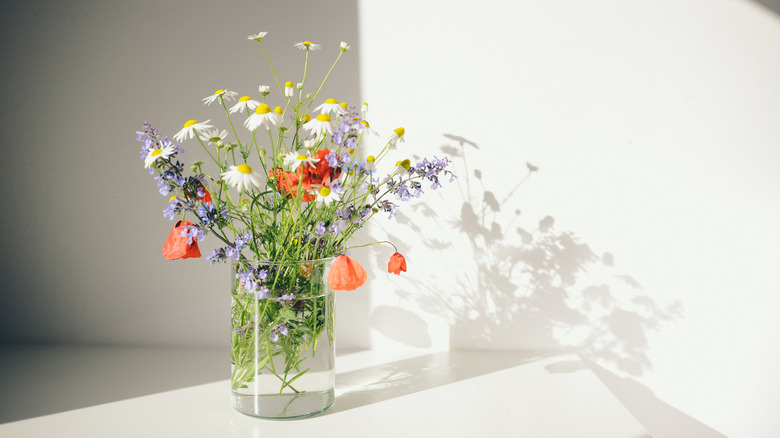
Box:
247, 32, 267, 41
359, 120, 379, 136
229, 96, 260, 114
244, 104, 280, 131
203, 89, 238, 106
395, 159, 411, 174
303, 113, 334, 138
284, 150, 320, 171
294, 41, 321, 51
315, 186, 340, 205
388, 127, 406, 149
284, 81, 294, 98
173, 119, 213, 142
313, 98, 346, 116
258, 85, 270, 96
362, 102, 368, 114
202, 128, 228, 146
221, 164, 262, 192
144, 143, 177, 168
339, 41, 350, 52
365, 155, 376, 171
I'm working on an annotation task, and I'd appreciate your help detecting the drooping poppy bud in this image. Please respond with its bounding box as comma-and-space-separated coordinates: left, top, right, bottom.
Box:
161, 220, 201, 260
328, 255, 367, 291
387, 252, 407, 275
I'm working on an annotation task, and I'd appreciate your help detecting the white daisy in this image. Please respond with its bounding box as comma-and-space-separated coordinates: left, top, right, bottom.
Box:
359, 120, 379, 136
247, 32, 268, 41
361, 102, 368, 114
388, 127, 406, 149
203, 89, 238, 106
365, 155, 376, 171
202, 128, 229, 146
284, 150, 320, 171
229, 96, 260, 114
244, 104, 280, 131
303, 113, 334, 138
339, 41, 350, 52
284, 81, 294, 98
313, 98, 346, 116
221, 163, 262, 192
315, 185, 340, 205
173, 119, 213, 142
144, 143, 177, 168
294, 41, 321, 51
395, 159, 411, 175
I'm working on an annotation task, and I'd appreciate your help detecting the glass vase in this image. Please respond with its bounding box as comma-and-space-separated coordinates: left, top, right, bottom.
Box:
230, 258, 335, 419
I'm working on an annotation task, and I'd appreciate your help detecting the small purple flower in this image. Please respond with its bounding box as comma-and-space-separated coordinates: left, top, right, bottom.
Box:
325, 151, 339, 167
180, 224, 204, 245
315, 221, 326, 236
256, 287, 270, 299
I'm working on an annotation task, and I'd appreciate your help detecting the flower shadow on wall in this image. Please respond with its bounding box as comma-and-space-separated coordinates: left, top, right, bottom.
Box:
384, 134, 682, 377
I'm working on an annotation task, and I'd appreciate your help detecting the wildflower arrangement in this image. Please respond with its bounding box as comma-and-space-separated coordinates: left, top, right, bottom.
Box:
134, 34, 453, 406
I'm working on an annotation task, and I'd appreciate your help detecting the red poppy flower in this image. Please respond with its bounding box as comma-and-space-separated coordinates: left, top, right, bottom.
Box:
269, 168, 314, 202
328, 255, 367, 291
387, 252, 407, 275
299, 148, 342, 190
197, 182, 213, 205
161, 220, 201, 260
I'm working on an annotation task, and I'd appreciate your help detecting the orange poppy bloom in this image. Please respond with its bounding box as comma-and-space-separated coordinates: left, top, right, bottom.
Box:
299, 148, 342, 190
387, 252, 407, 275
161, 220, 201, 260
269, 168, 314, 202
197, 182, 213, 205
327, 255, 367, 291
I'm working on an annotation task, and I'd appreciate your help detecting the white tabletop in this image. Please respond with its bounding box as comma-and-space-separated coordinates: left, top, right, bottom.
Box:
0, 348, 647, 437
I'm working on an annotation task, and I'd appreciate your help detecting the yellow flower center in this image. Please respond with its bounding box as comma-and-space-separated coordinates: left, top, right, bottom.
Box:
238, 96, 251, 102
394, 127, 405, 138
319, 187, 331, 197
325, 98, 338, 104
396, 159, 410, 170
237, 164, 253, 174
256, 104, 271, 114
151, 148, 162, 157
183, 120, 198, 128
169, 196, 177, 201
274, 106, 283, 114
285, 81, 293, 88
301, 114, 311, 123
240, 199, 250, 205
214, 89, 225, 95
303, 41, 313, 45
340, 102, 348, 108
297, 154, 308, 160
366, 155, 375, 162
361, 120, 371, 128
316, 114, 331, 122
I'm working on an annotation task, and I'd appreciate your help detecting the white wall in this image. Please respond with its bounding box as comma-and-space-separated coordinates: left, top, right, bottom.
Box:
0, 0, 362, 347
356, 1, 780, 436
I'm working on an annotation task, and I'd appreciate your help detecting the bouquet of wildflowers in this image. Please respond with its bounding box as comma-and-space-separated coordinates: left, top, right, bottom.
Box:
134, 34, 453, 406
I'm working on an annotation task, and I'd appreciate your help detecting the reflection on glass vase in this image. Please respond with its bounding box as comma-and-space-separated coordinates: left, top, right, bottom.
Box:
230, 258, 335, 419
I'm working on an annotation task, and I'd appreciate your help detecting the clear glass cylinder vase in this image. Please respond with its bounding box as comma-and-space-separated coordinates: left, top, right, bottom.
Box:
230, 258, 335, 419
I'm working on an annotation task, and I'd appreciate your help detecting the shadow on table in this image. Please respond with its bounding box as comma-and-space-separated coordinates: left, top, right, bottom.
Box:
328, 350, 555, 414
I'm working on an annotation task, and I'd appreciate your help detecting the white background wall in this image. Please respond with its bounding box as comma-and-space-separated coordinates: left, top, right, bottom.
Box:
354, 0, 780, 436
1, 0, 779, 436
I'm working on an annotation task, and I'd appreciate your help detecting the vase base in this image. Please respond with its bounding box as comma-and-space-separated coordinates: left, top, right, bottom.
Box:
232, 389, 334, 419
